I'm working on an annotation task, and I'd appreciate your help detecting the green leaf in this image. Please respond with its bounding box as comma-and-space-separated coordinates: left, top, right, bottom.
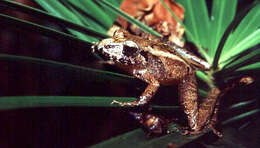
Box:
176, 0, 210, 49
238, 121, 251, 131
220, 29, 260, 66
34, 0, 98, 42
236, 61, 260, 71
90, 123, 204, 148
209, 0, 237, 62
61, 1, 107, 33
0, 96, 180, 111
199, 89, 207, 98
0, 0, 108, 39
96, 0, 162, 37
35, 0, 82, 24
152, 105, 180, 111
0, 13, 92, 46
67, 0, 118, 29
220, 2, 260, 64
196, 70, 213, 88
222, 109, 260, 125
161, 0, 210, 61
228, 99, 257, 110
211, 1, 256, 70
0, 54, 133, 82
220, 48, 260, 74
0, 96, 137, 110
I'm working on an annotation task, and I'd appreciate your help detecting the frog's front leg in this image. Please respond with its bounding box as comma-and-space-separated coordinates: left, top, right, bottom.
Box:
178, 72, 221, 134
112, 72, 160, 106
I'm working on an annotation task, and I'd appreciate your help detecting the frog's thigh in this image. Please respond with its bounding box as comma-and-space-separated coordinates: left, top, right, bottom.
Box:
178, 73, 200, 130
179, 73, 221, 132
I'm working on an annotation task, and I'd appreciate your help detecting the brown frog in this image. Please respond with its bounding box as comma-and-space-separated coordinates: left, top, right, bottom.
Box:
92, 29, 222, 137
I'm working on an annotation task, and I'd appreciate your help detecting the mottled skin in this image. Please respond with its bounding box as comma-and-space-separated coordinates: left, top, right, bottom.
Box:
93, 29, 221, 136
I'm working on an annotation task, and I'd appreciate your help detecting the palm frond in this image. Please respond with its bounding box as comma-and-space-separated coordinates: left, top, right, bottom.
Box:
222, 109, 260, 125
0, 0, 108, 39
0, 96, 136, 110
0, 54, 133, 82
176, 0, 210, 61
0, 96, 180, 111
209, 0, 237, 62
220, 2, 260, 66
0, 13, 92, 45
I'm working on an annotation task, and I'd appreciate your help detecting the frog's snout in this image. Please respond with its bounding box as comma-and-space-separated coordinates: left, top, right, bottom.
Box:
91, 42, 98, 53
97, 38, 115, 51
91, 38, 115, 54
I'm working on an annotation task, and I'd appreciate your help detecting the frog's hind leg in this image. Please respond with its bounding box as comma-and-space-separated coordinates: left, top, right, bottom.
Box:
178, 72, 199, 131
178, 73, 221, 135
197, 87, 221, 135
206, 98, 223, 137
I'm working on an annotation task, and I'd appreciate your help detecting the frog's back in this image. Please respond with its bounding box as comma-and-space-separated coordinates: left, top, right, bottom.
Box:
137, 49, 192, 85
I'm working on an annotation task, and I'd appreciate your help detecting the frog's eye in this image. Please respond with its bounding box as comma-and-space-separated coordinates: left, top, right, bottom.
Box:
104, 44, 116, 49
123, 41, 139, 57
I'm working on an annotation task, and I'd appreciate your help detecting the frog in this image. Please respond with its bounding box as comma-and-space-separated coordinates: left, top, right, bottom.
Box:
92, 29, 222, 137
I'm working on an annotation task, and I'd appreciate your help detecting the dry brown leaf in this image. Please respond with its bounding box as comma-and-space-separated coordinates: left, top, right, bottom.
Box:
116, 0, 185, 46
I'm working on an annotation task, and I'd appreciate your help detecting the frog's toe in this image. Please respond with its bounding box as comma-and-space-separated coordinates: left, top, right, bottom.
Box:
111, 100, 148, 106
143, 114, 169, 136
208, 124, 223, 137
111, 100, 138, 106
180, 126, 223, 137
111, 100, 126, 106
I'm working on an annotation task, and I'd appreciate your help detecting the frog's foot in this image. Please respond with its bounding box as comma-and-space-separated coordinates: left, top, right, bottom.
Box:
180, 125, 222, 137
208, 124, 223, 137
179, 128, 207, 136
111, 100, 146, 107
143, 114, 169, 136
129, 112, 169, 136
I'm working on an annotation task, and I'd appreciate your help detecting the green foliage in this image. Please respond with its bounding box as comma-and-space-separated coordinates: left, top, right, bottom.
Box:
89, 123, 204, 148
0, 96, 135, 110
0, 53, 133, 82
0, 0, 260, 147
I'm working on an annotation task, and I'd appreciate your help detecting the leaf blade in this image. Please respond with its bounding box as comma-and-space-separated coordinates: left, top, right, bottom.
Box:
175, 0, 211, 61
221, 2, 260, 59
222, 109, 260, 125
0, 13, 92, 46
209, 0, 237, 62
0, 96, 135, 110
0, 0, 109, 38
0, 53, 133, 82
90, 123, 204, 148
34, 0, 99, 42
220, 29, 260, 64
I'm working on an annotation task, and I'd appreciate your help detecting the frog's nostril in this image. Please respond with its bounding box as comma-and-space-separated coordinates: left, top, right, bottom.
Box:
104, 45, 109, 49
104, 45, 115, 49
91, 45, 98, 53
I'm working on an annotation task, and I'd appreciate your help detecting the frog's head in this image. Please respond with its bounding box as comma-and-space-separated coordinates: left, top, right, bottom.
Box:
92, 29, 140, 64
